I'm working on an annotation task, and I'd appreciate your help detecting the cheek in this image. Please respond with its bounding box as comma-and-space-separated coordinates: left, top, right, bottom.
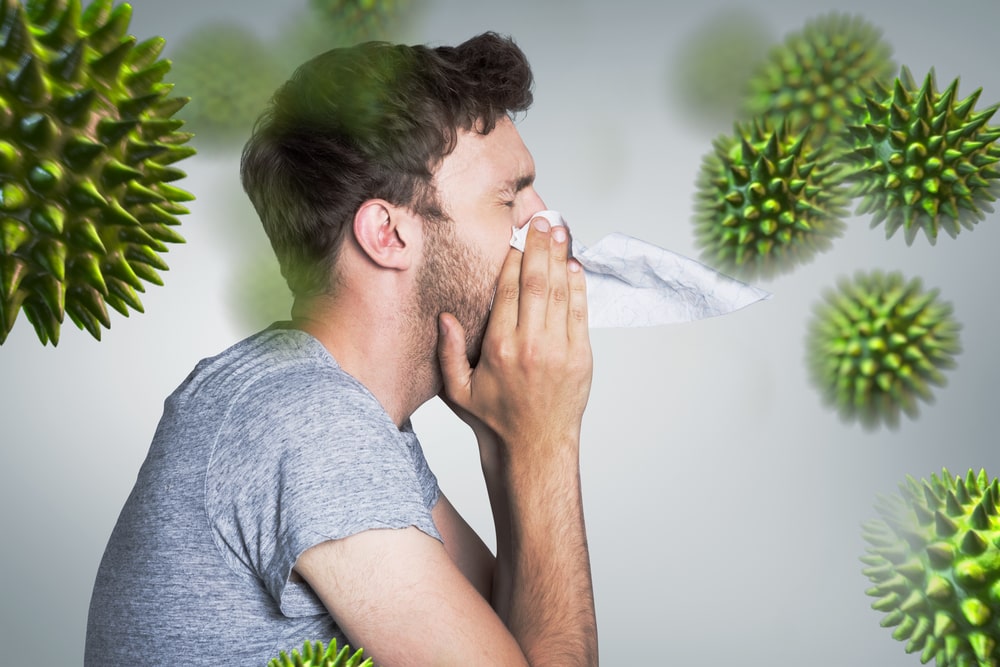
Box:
491, 241, 512, 282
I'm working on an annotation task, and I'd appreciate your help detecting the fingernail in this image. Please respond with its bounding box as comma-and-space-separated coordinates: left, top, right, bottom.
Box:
552, 226, 567, 243
533, 217, 550, 232
568, 259, 582, 272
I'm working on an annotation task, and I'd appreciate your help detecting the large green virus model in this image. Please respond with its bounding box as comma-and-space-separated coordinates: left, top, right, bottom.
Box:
169, 23, 285, 149
0, 0, 194, 345
842, 66, 1000, 245
744, 12, 896, 144
863, 468, 1000, 666
268, 639, 373, 667
806, 271, 960, 429
693, 118, 849, 280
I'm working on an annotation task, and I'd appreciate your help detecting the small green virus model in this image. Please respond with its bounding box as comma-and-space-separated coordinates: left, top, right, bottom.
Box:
744, 12, 896, 144
228, 244, 291, 332
842, 66, 1000, 245
668, 7, 775, 129
806, 271, 960, 429
268, 639, 373, 667
309, 0, 413, 42
693, 118, 849, 280
0, 0, 194, 345
863, 468, 1000, 666
277, 0, 418, 71
169, 23, 286, 149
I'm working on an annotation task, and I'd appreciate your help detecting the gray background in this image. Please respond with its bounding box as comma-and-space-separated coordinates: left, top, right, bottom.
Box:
2, 0, 999, 663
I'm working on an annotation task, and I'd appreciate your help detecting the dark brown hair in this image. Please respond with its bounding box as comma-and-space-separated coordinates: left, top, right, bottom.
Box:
240, 32, 534, 297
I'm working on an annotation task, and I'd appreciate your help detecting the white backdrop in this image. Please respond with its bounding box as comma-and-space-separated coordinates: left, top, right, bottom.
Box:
2, 0, 999, 664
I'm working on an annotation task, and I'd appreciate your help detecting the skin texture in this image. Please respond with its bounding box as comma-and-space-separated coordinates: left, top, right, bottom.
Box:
292, 117, 598, 666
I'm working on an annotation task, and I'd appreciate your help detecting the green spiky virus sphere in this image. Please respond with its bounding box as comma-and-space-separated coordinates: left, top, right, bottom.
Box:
278, 0, 416, 70
309, 0, 412, 42
843, 66, 1000, 245
669, 7, 774, 129
806, 271, 960, 429
0, 0, 194, 345
863, 468, 1000, 666
228, 244, 291, 332
693, 118, 849, 280
744, 12, 896, 143
169, 23, 285, 149
268, 639, 372, 667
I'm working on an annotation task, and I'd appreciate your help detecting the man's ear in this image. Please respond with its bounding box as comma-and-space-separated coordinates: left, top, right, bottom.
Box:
352, 200, 416, 270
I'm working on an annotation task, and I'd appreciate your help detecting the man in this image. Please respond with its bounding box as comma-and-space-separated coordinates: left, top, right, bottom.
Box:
85, 32, 598, 666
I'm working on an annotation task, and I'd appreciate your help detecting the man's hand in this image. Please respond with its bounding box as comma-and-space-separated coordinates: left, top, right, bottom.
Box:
437, 215, 592, 451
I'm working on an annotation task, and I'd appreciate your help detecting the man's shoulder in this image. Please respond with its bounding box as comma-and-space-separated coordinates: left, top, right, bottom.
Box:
179, 326, 344, 398
197, 327, 387, 432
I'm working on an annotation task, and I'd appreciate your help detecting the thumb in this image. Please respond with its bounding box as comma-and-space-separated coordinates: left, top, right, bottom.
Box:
437, 312, 472, 404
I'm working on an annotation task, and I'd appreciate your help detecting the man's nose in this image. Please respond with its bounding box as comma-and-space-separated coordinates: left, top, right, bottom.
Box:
529, 191, 546, 215
521, 194, 548, 227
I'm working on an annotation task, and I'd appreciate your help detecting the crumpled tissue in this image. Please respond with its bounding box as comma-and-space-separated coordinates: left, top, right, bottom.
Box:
509, 210, 771, 328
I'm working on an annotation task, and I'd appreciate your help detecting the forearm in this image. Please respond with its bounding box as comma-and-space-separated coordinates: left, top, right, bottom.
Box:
479, 436, 514, 620
494, 437, 598, 667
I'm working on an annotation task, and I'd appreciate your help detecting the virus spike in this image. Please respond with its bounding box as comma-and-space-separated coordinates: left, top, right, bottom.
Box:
924, 482, 944, 509
54, 88, 96, 126
127, 35, 166, 69
961, 529, 989, 555
892, 614, 918, 641
90, 36, 135, 83
35, 273, 65, 319
85, 0, 131, 54
945, 491, 964, 517
50, 36, 86, 82
106, 277, 144, 313
969, 631, 995, 662
970, 504, 991, 530
0, 255, 28, 301
900, 589, 927, 614
36, 0, 79, 51
961, 598, 992, 627
10, 54, 51, 105
953, 87, 984, 121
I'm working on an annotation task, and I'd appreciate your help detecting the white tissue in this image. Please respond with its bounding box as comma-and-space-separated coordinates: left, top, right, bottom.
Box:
509, 210, 771, 328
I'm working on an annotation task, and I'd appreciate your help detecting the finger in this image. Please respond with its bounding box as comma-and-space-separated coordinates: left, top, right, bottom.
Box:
488, 245, 525, 333
517, 216, 552, 330
437, 313, 473, 406
566, 258, 589, 339
546, 223, 571, 332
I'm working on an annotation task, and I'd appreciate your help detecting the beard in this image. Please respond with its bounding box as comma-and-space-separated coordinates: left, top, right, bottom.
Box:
409, 218, 497, 370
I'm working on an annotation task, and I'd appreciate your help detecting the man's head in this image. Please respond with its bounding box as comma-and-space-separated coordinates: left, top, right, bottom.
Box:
240, 32, 535, 299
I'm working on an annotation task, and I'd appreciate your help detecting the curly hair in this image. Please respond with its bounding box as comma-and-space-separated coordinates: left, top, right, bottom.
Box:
240, 32, 534, 297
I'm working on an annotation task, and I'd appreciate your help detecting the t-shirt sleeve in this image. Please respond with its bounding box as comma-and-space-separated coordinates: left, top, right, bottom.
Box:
205, 363, 441, 618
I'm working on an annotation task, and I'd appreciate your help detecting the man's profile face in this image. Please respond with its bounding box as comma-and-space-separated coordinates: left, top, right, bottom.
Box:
414, 117, 545, 361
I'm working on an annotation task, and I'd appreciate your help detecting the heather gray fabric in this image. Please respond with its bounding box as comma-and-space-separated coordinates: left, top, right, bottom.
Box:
84, 327, 441, 665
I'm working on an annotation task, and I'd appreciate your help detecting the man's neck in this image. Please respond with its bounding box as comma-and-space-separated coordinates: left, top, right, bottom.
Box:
289, 293, 440, 428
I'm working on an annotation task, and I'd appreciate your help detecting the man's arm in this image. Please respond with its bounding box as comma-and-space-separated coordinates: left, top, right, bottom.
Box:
437, 215, 598, 665
296, 217, 597, 665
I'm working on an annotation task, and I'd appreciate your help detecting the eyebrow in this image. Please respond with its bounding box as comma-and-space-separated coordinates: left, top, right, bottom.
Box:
508, 173, 535, 194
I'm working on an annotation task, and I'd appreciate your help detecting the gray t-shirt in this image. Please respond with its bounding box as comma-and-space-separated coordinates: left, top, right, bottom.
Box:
85, 327, 441, 665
